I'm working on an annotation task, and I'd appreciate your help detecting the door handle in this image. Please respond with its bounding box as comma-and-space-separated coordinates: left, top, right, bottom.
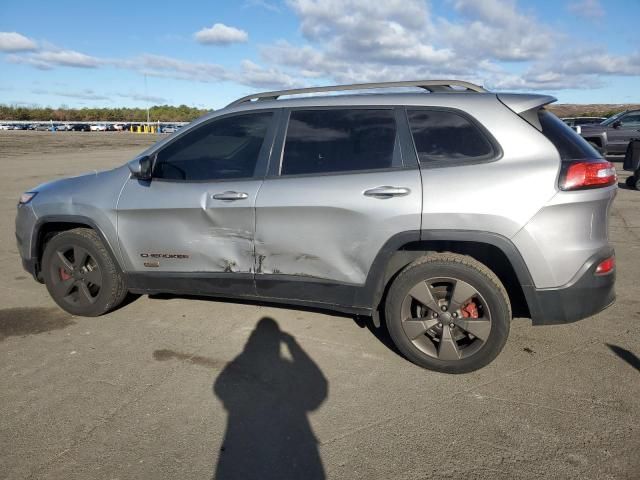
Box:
211, 191, 249, 201
363, 186, 411, 198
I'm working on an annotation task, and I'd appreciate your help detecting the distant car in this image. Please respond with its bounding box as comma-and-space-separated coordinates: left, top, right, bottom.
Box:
112, 124, 125, 131
34, 124, 52, 131
0, 124, 11, 130
69, 124, 90, 132
12, 124, 28, 130
90, 124, 107, 132
579, 110, 640, 155
161, 124, 179, 133
561, 117, 606, 129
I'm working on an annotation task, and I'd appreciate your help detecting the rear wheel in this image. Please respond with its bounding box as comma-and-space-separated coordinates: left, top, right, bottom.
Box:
42, 228, 127, 316
384, 253, 511, 373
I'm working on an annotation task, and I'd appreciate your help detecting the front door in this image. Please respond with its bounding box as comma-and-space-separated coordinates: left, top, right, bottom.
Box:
116, 110, 277, 294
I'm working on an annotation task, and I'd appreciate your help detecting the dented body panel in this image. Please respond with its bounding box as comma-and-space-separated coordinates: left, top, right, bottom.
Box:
116, 178, 261, 273
254, 168, 423, 285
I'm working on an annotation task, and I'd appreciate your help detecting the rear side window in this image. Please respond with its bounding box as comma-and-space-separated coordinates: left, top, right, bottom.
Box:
538, 109, 601, 160
281, 109, 397, 175
407, 109, 495, 164
154, 112, 272, 181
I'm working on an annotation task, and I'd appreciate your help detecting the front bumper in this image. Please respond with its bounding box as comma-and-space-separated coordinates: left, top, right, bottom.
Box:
15, 203, 39, 281
527, 248, 615, 325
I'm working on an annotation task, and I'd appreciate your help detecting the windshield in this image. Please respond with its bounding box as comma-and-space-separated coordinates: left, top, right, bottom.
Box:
601, 111, 626, 126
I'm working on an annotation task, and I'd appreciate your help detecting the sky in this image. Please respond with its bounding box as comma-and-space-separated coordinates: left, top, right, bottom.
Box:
0, 0, 639, 110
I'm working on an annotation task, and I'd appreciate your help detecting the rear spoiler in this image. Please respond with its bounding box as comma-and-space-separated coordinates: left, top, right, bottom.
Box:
498, 94, 557, 131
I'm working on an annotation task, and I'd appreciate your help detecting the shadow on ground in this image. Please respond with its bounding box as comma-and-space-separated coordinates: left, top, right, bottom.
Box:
607, 343, 640, 372
212, 317, 328, 480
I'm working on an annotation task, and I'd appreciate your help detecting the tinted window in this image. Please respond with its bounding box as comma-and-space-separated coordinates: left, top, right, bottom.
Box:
407, 109, 494, 163
281, 109, 397, 175
620, 113, 640, 126
538, 109, 601, 160
154, 112, 272, 181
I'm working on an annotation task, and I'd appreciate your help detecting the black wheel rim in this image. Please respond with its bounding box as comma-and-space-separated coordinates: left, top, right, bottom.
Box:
400, 277, 492, 361
49, 244, 102, 307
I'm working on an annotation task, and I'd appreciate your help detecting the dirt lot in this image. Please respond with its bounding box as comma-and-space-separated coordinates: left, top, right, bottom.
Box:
0, 131, 638, 480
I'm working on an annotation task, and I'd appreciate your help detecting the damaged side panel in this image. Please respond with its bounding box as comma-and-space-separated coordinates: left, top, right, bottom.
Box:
254, 169, 422, 288
116, 178, 262, 273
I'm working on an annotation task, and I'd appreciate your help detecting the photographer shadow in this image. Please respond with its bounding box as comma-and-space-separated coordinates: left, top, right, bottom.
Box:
213, 317, 328, 480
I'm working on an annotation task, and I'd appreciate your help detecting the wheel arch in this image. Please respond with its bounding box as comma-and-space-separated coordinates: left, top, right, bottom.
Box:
31, 215, 123, 280
359, 230, 542, 321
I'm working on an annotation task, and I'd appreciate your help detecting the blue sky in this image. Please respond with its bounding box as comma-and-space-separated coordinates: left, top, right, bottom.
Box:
0, 0, 638, 109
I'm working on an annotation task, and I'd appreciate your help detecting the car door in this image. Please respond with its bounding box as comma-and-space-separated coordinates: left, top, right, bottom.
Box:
253, 107, 422, 307
608, 112, 640, 154
116, 110, 278, 295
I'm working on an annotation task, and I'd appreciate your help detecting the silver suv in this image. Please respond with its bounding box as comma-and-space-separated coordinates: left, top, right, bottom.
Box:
15, 80, 617, 373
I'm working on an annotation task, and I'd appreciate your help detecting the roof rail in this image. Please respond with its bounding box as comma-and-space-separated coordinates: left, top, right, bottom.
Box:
227, 79, 487, 107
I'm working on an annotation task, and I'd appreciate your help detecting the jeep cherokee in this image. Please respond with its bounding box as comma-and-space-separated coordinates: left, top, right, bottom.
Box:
15, 80, 617, 373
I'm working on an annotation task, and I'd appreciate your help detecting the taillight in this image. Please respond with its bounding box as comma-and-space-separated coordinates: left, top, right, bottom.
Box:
559, 160, 617, 191
595, 256, 615, 275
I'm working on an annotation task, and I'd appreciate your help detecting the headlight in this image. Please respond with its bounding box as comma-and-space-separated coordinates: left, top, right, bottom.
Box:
18, 192, 37, 205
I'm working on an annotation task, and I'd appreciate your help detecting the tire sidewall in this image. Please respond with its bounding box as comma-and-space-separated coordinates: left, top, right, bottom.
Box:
42, 231, 116, 317
385, 260, 510, 374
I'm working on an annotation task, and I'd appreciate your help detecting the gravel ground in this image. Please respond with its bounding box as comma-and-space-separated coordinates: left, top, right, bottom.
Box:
0, 131, 638, 480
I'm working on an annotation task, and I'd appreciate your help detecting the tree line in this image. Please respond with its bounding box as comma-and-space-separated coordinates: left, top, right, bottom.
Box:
0, 104, 210, 122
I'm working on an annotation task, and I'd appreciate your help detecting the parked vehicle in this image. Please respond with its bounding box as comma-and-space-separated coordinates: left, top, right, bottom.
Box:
33, 124, 51, 131
90, 124, 107, 132
623, 139, 640, 190
161, 124, 179, 133
70, 124, 91, 132
15, 80, 617, 373
579, 109, 640, 155
0, 124, 11, 130
561, 116, 606, 128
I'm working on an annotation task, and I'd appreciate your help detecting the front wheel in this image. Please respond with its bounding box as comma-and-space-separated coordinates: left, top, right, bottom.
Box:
384, 253, 511, 374
42, 228, 128, 316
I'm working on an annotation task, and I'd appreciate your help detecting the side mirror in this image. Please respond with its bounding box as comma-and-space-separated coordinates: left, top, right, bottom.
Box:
612, 120, 622, 129
128, 155, 153, 180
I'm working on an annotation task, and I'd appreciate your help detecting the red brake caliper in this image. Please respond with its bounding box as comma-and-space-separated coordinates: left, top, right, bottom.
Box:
462, 300, 479, 319
59, 268, 72, 281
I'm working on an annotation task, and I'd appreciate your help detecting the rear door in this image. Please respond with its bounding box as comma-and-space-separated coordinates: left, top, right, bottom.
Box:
117, 110, 277, 294
253, 107, 422, 306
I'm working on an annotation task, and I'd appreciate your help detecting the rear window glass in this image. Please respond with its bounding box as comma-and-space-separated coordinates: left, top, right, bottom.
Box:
407, 109, 495, 164
281, 109, 397, 175
538, 109, 601, 160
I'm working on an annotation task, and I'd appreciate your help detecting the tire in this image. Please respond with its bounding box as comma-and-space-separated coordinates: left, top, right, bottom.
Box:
634, 175, 640, 191
384, 253, 511, 374
42, 228, 128, 316
626, 175, 636, 188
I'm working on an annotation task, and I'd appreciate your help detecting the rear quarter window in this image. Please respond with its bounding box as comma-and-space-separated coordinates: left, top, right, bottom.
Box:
407, 109, 497, 165
538, 109, 602, 160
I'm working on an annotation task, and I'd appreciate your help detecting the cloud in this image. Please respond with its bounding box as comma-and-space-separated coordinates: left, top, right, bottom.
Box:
8, 49, 101, 69
243, 0, 281, 12
118, 92, 168, 103
0, 32, 37, 52
31, 88, 111, 101
194, 23, 249, 45
567, 0, 604, 20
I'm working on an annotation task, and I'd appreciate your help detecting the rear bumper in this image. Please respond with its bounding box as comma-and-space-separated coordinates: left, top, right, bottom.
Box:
527, 248, 615, 325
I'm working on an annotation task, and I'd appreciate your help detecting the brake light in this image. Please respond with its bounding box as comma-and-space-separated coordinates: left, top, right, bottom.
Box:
559, 160, 616, 191
595, 256, 615, 275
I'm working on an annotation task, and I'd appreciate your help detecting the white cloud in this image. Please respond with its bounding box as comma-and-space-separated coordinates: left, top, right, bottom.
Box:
8, 49, 101, 69
31, 88, 111, 101
243, 0, 281, 12
194, 23, 249, 45
567, 0, 604, 20
0, 32, 37, 52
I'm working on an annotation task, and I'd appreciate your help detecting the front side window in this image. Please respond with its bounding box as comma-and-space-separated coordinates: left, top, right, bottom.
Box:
407, 109, 495, 164
154, 112, 272, 181
281, 109, 397, 176
619, 113, 640, 126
